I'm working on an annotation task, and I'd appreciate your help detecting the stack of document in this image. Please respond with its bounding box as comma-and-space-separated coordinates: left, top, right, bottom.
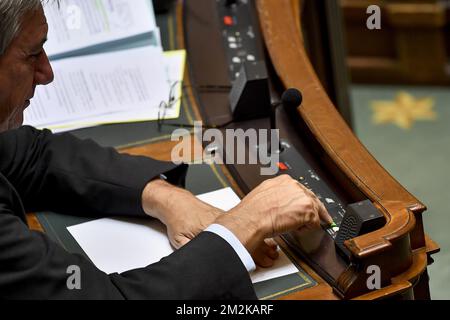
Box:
24, 0, 184, 133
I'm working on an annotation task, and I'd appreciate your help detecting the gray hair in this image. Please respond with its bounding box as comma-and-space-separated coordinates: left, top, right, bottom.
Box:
0, 0, 44, 55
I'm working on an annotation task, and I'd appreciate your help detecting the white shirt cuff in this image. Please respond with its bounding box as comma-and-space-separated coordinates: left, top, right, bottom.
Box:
205, 224, 256, 273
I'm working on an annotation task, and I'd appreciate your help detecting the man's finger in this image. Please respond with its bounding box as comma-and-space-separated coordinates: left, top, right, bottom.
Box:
264, 238, 278, 249
317, 200, 333, 225
171, 236, 190, 249
265, 246, 279, 260
252, 240, 279, 268
253, 251, 275, 268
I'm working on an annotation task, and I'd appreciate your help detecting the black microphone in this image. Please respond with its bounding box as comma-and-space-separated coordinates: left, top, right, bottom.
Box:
269, 88, 303, 153
281, 88, 303, 113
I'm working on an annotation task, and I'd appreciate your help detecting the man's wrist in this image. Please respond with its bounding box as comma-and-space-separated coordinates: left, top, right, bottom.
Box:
142, 179, 184, 224
214, 210, 264, 254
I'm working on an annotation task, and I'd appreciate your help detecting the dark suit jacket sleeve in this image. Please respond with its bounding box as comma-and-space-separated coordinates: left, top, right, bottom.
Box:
0, 126, 256, 299
0, 126, 187, 217
0, 210, 256, 299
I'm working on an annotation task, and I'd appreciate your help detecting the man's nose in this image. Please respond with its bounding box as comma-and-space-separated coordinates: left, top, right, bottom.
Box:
34, 50, 54, 86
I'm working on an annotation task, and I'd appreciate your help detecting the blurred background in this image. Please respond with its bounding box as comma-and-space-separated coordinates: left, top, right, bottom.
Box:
316, 0, 450, 299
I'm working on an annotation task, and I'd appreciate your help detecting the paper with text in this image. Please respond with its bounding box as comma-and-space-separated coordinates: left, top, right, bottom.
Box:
67, 188, 299, 284
44, 0, 158, 58
45, 50, 185, 133
25, 46, 169, 127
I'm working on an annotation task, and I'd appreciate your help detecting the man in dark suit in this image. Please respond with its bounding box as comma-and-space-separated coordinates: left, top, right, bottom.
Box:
0, 1, 331, 299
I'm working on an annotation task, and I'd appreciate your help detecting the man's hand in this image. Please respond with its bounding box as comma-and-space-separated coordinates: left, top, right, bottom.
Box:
142, 179, 219, 248
214, 175, 333, 254
141, 179, 279, 267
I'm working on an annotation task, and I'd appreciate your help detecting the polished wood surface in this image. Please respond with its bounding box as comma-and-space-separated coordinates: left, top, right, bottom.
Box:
26, 213, 44, 233
28, 0, 439, 300
342, 0, 450, 85
256, 0, 438, 299
300, 0, 353, 126
120, 135, 199, 162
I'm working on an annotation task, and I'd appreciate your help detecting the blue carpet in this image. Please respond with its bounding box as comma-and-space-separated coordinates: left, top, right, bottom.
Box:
351, 85, 450, 299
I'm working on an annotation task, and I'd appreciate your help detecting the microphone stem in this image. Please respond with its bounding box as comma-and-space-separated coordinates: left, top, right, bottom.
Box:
269, 104, 282, 154
270, 104, 277, 132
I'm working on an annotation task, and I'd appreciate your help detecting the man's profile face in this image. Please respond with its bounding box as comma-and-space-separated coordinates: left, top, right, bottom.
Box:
0, 5, 54, 132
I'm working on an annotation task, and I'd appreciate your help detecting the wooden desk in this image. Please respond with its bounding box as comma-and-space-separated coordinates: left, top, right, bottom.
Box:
27, 137, 340, 300
25, 131, 436, 300
26, 133, 435, 300
27, 0, 439, 300
118, 139, 341, 300
182, 0, 439, 299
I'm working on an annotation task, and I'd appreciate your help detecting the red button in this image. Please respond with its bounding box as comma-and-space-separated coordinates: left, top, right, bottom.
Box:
277, 162, 288, 171
224, 16, 234, 26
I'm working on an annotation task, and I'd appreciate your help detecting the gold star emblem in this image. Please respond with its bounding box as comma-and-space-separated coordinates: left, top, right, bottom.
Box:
371, 91, 437, 130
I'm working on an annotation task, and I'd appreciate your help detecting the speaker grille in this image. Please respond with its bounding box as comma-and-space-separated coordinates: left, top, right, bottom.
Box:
336, 215, 358, 246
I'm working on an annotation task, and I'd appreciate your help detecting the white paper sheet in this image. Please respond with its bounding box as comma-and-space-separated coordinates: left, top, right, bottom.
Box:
67, 188, 299, 283
44, 0, 158, 58
45, 50, 185, 133
24, 46, 169, 127
195, 187, 241, 211
250, 249, 299, 284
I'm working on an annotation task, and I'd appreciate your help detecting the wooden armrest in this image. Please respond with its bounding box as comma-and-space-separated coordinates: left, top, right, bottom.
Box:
256, 0, 437, 298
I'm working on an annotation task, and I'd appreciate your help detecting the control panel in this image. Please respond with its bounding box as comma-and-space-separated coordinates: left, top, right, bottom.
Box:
186, 0, 390, 295
215, 0, 385, 253
274, 141, 347, 239
216, 0, 265, 80
216, 0, 385, 247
